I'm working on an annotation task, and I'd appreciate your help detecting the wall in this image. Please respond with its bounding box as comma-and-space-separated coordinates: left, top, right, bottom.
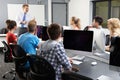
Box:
1, 0, 107, 30
0, 0, 48, 29
69, 0, 92, 29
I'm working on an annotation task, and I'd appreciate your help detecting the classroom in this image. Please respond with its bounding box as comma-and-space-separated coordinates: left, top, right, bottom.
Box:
0, 0, 120, 80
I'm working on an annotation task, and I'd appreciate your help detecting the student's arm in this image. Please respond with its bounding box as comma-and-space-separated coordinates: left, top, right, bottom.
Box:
37, 43, 41, 49
33, 36, 41, 49
55, 44, 72, 70
105, 45, 110, 52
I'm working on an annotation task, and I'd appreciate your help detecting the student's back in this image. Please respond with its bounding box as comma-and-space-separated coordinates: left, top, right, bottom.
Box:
39, 23, 72, 80
18, 20, 40, 55
18, 32, 39, 54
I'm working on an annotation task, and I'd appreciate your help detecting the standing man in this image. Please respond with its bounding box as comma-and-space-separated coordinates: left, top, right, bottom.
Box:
16, 4, 34, 36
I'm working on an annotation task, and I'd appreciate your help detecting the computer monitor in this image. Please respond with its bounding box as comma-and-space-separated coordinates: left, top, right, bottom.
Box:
63, 30, 93, 52
36, 25, 43, 38
42, 26, 49, 41
62, 26, 71, 37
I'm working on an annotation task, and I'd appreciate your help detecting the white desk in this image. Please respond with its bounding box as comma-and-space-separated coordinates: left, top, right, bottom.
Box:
0, 34, 7, 47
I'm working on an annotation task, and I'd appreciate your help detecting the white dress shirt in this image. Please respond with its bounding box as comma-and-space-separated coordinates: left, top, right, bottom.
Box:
16, 11, 33, 27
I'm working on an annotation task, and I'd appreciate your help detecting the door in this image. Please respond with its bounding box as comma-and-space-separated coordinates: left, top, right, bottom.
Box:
52, 3, 68, 26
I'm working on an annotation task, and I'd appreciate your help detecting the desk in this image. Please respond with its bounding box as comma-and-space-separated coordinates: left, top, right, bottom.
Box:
66, 50, 120, 80
0, 34, 7, 47
0, 33, 17, 48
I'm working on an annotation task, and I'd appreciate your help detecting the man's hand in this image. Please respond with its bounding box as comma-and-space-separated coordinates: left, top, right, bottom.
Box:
20, 21, 27, 24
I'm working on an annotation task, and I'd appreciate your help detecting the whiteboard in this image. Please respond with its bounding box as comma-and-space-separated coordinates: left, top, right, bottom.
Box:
7, 4, 45, 26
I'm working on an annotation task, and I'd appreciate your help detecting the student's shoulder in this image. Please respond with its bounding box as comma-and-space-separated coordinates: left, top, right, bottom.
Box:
54, 42, 64, 50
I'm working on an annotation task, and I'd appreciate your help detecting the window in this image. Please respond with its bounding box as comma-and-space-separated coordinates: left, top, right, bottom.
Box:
111, 0, 120, 18
93, 0, 120, 28
96, 1, 108, 27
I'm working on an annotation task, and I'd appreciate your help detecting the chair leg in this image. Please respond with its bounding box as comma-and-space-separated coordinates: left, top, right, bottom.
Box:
2, 68, 15, 79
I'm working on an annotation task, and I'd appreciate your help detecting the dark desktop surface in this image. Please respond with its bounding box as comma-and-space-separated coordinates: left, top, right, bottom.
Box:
66, 50, 120, 80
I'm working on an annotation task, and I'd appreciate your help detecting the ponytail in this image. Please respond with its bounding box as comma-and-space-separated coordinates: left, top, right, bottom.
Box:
7, 20, 17, 30
75, 18, 81, 29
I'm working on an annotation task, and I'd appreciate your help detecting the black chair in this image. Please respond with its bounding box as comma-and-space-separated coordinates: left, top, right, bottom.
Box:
27, 55, 56, 80
1, 41, 15, 80
62, 71, 93, 80
109, 37, 120, 67
0, 28, 8, 34
11, 44, 29, 80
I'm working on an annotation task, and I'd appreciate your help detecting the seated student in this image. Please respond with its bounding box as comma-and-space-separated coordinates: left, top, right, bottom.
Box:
0, 20, 10, 34
18, 20, 40, 54
106, 18, 120, 51
17, 20, 41, 79
6, 20, 17, 44
70, 16, 81, 30
39, 23, 72, 80
89, 16, 106, 53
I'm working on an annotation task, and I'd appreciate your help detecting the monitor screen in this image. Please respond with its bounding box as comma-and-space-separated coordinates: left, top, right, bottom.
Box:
42, 27, 49, 41
63, 30, 93, 52
36, 25, 43, 38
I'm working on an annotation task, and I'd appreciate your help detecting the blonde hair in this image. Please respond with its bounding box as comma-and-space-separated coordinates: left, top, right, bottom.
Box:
75, 18, 81, 29
107, 18, 120, 36
71, 16, 81, 29
28, 20, 37, 32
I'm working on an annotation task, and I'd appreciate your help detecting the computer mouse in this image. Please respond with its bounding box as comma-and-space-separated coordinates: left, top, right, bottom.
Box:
91, 61, 97, 66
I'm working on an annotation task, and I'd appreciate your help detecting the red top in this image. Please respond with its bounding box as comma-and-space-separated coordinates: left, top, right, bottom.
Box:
6, 32, 17, 44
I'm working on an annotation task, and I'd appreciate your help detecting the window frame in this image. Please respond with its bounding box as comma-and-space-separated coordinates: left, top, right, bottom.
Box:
92, 0, 112, 28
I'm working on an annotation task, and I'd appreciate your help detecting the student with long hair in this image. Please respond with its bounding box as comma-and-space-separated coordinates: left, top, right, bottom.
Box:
6, 20, 17, 44
70, 16, 81, 30
106, 18, 120, 51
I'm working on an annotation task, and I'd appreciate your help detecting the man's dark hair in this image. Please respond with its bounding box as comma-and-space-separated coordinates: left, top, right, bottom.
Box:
47, 23, 62, 40
7, 20, 17, 30
28, 20, 37, 33
93, 16, 103, 25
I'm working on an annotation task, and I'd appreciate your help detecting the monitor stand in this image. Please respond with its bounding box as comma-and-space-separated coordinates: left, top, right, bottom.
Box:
93, 52, 110, 60
72, 55, 85, 61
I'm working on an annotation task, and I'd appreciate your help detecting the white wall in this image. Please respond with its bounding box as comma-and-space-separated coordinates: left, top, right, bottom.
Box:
69, 0, 91, 29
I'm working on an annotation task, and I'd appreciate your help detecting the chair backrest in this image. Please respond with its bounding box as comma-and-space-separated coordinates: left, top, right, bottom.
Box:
110, 37, 120, 67
28, 55, 55, 80
0, 28, 8, 34
11, 44, 28, 64
62, 71, 93, 80
10, 44, 26, 57
11, 44, 29, 72
2, 41, 13, 62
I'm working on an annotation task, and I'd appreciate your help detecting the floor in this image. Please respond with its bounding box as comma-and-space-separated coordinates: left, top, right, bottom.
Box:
0, 50, 15, 80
